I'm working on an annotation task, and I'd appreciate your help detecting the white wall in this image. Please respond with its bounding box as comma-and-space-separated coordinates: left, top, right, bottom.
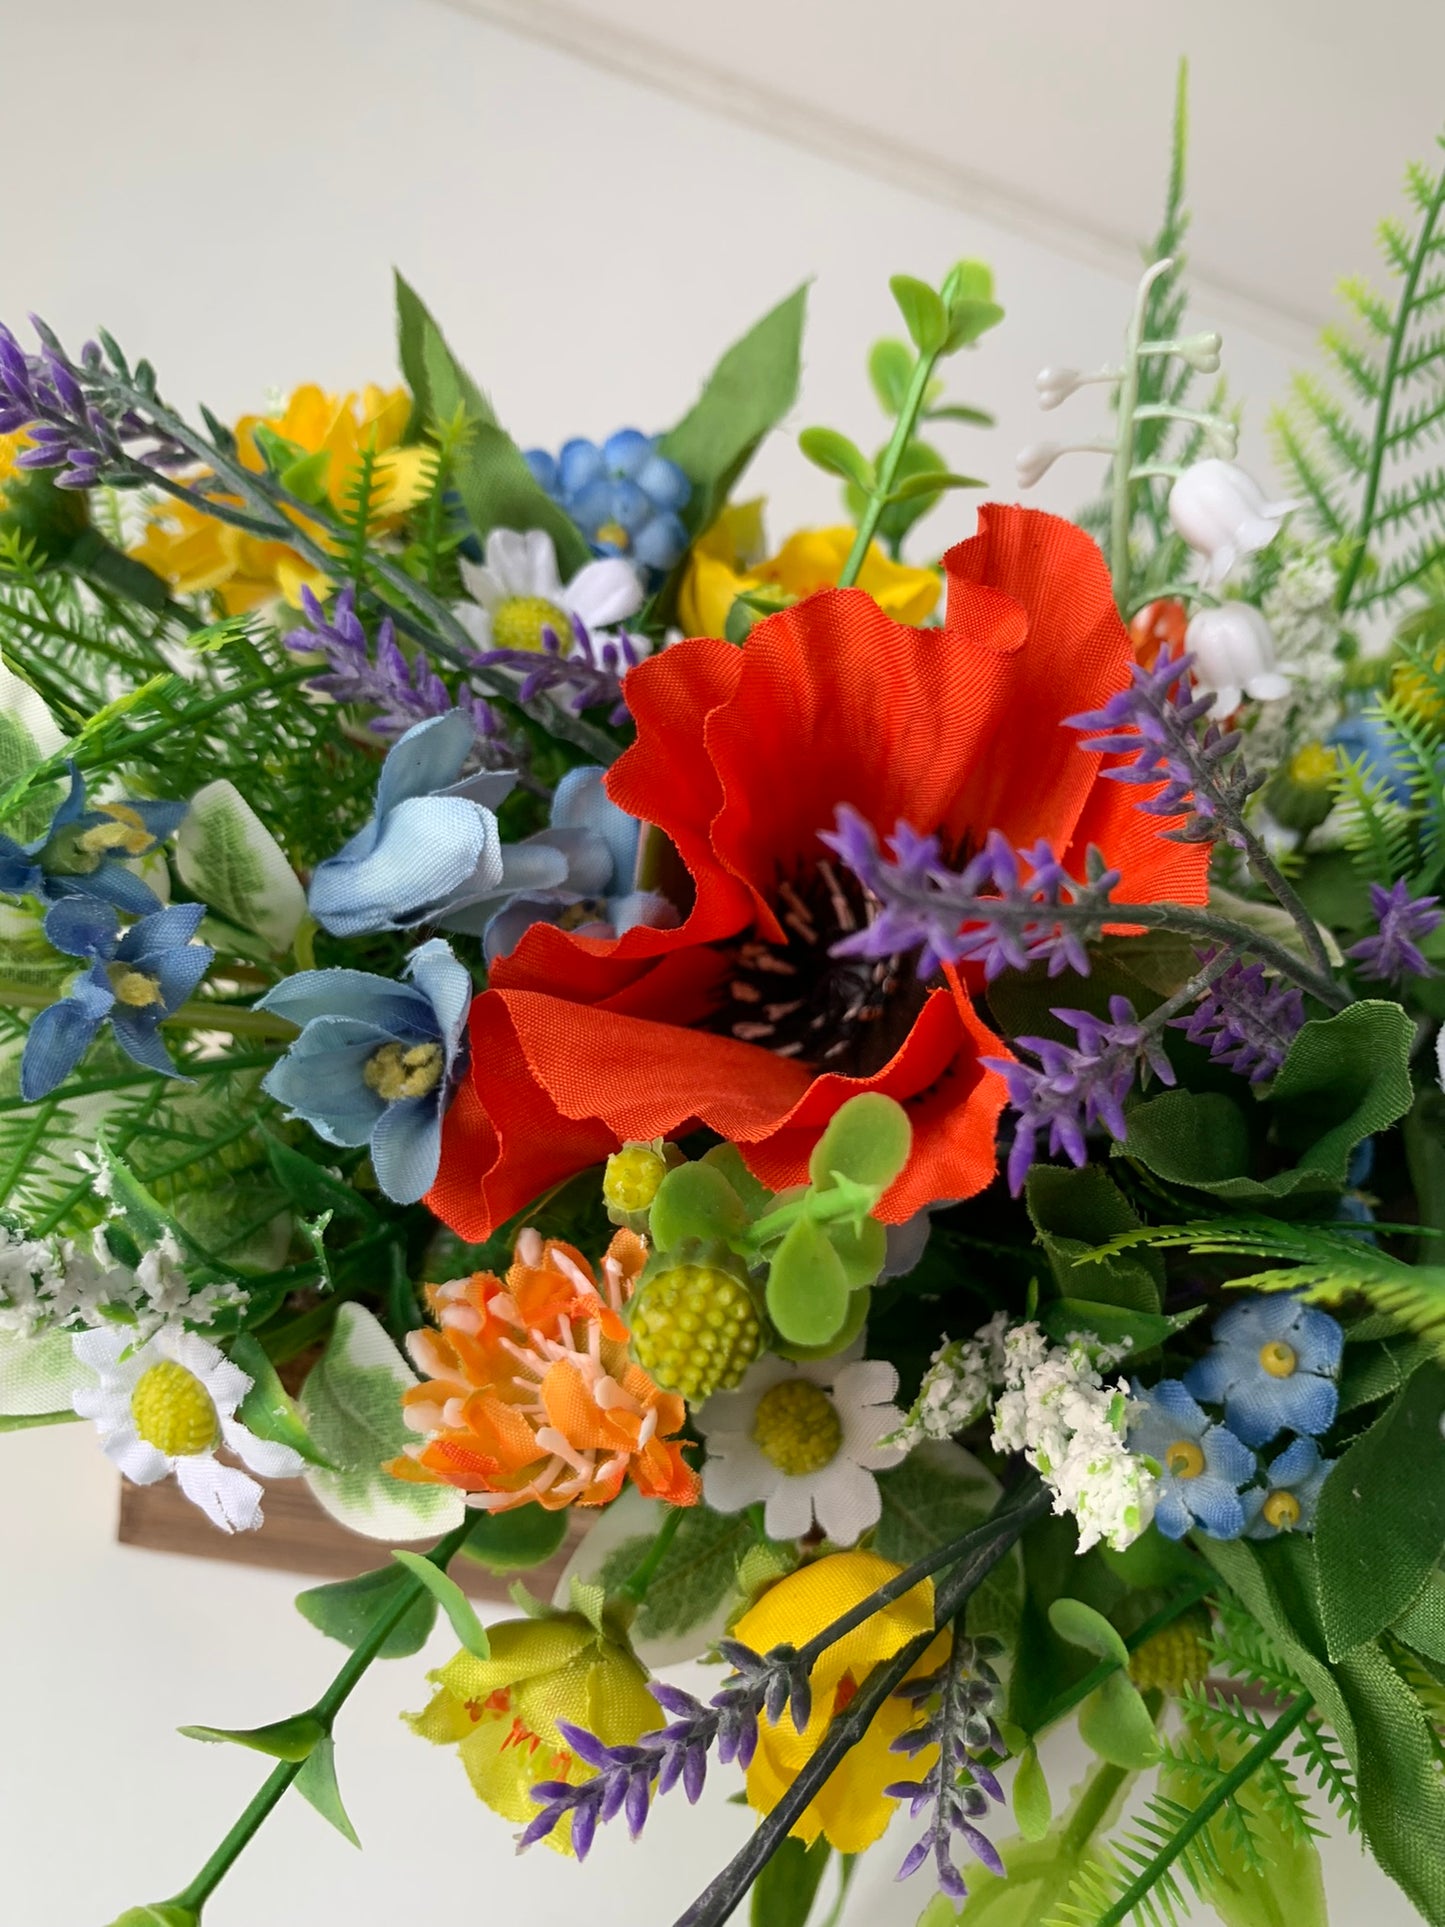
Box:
0, 2, 1415, 1923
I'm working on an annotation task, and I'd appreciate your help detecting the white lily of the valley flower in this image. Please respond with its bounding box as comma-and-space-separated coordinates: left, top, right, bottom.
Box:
1168, 460, 1298, 587
1184, 604, 1292, 718
695, 1343, 906, 1546
71, 1323, 303, 1532
454, 528, 646, 655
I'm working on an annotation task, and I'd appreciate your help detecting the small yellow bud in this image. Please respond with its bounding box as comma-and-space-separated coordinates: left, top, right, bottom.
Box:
1129, 1613, 1211, 1695
630, 1262, 762, 1400
603, 1143, 670, 1217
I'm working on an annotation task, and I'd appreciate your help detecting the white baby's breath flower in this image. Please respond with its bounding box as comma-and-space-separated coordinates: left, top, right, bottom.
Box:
884, 1311, 1010, 1451
71, 1323, 303, 1533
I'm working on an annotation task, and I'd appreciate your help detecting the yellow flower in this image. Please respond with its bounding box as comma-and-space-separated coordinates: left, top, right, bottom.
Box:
732, 1550, 947, 1854
406, 1612, 660, 1853
130, 383, 431, 612
678, 506, 940, 638
0, 429, 31, 489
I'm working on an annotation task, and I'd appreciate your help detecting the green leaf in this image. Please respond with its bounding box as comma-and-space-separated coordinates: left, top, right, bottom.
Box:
942, 298, 1006, 354
1012, 1743, 1053, 1842
940, 1753, 1135, 1925
874, 1442, 1020, 1643
885, 468, 984, 502
890, 274, 948, 354
295, 1564, 437, 1658
391, 1550, 490, 1658
808, 1092, 912, 1194
658, 284, 808, 535
1315, 1363, 1445, 1658
173, 778, 306, 951
298, 1304, 464, 1541
459, 1501, 569, 1573
107, 1908, 198, 1927
925, 402, 995, 428
648, 1160, 750, 1252
1120, 1090, 1341, 1214
1027, 1164, 1162, 1316
596, 1503, 762, 1641
797, 426, 875, 493
0, 1326, 94, 1417
1334, 1639, 1445, 1924
0, 1408, 80, 1432
1394, 1570, 1445, 1662
868, 337, 915, 415
1270, 999, 1415, 1183
231, 1336, 336, 1471
0, 658, 65, 842
750, 1835, 832, 1927
394, 273, 591, 573
1038, 1299, 1200, 1355
263, 1133, 375, 1227
1047, 1597, 1129, 1667
822, 1213, 888, 1291
178, 1712, 324, 1762
1076, 1669, 1160, 1768
766, 1212, 850, 1347
294, 1731, 361, 1848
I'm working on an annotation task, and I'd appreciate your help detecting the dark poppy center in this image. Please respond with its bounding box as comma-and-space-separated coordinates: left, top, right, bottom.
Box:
712, 857, 926, 1078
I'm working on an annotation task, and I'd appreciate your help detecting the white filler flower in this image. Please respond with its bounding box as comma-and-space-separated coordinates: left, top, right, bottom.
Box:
71, 1324, 303, 1532
695, 1346, 906, 1545
454, 528, 645, 654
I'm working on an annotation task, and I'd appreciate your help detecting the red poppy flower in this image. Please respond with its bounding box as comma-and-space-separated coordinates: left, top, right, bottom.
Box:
428, 505, 1209, 1241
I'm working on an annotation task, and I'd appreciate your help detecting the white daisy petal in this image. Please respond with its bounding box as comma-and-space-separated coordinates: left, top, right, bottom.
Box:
71, 1326, 138, 1375
562, 557, 645, 629
220, 1418, 305, 1480
451, 600, 494, 648
175, 1454, 264, 1534
106, 1431, 171, 1485
458, 557, 506, 613
810, 1458, 883, 1546
702, 1438, 777, 1513
522, 529, 564, 598
832, 1360, 900, 1409
763, 1479, 819, 1542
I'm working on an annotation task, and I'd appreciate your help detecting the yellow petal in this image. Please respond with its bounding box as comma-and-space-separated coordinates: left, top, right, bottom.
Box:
433, 1616, 595, 1699
734, 1551, 934, 1698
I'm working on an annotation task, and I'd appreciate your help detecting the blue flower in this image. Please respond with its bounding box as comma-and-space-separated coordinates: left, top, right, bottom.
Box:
1242, 1436, 1334, 1540
257, 939, 471, 1204
468, 764, 678, 961
20, 897, 213, 1100
1327, 713, 1416, 808
307, 712, 517, 938
1183, 1295, 1342, 1447
526, 429, 691, 580
1128, 1379, 1255, 1540
0, 764, 186, 915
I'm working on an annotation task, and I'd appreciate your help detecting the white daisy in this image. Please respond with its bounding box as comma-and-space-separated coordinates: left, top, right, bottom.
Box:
70, 1324, 304, 1533
454, 528, 646, 656
695, 1344, 907, 1546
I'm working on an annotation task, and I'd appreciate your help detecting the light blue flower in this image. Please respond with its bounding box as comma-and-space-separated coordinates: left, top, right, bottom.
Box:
1183, 1295, 1342, 1447
469, 764, 678, 961
0, 763, 186, 915
526, 429, 691, 580
20, 896, 213, 1100
1327, 713, 1415, 808
1242, 1436, 1333, 1539
257, 939, 471, 1205
1128, 1379, 1255, 1541
307, 711, 517, 938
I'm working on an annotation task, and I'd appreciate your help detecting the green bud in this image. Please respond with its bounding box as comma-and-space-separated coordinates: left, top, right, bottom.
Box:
1262, 741, 1338, 831
108, 1906, 199, 1927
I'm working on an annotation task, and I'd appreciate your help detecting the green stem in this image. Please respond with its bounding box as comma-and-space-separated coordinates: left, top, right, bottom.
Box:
744, 1186, 872, 1251
0, 980, 296, 1041
836, 350, 940, 588
1029, 1574, 1215, 1736
1091, 1692, 1314, 1927
167, 1517, 475, 1916
1109, 260, 1174, 614
617, 1505, 686, 1603
0, 1050, 279, 1118
1336, 160, 1445, 617
1234, 825, 1336, 981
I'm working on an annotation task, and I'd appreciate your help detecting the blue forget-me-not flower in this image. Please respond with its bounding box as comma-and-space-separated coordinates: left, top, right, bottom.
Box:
1183, 1295, 1342, 1448
1128, 1378, 1255, 1540
0, 764, 186, 915
1242, 1436, 1333, 1539
20, 897, 213, 1100
526, 430, 691, 580
257, 938, 471, 1205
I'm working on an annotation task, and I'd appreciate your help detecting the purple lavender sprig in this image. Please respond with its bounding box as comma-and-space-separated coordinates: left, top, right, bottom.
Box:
1171, 954, 1305, 1082
985, 994, 1177, 1195
1346, 879, 1441, 984
474, 613, 641, 728
821, 804, 1121, 981
519, 1638, 811, 1859
284, 584, 505, 748
886, 1635, 1007, 1902
0, 319, 189, 489
1067, 650, 1260, 847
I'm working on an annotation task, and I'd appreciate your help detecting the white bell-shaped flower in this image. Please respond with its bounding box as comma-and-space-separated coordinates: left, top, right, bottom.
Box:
1168, 460, 1298, 587
1184, 603, 1291, 718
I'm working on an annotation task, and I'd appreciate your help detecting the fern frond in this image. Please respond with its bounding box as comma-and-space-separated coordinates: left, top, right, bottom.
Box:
1332, 747, 1415, 882
1267, 399, 1348, 540
1340, 276, 1394, 338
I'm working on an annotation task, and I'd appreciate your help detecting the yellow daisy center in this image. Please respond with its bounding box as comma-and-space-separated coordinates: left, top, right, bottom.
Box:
603, 1144, 668, 1216
110, 967, 165, 1008
752, 1379, 842, 1478
1287, 743, 1337, 789
1259, 1340, 1298, 1379
130, 1358, 220, 1457
595, 521, 631, 552
490, 595, 570, 653
363, 1041, 444, 1102
1165, 1438, 1206, 1480
1262, 1488, 1303, 1531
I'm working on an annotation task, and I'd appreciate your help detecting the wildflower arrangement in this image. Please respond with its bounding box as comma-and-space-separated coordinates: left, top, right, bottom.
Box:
6, 67, 1445, 1927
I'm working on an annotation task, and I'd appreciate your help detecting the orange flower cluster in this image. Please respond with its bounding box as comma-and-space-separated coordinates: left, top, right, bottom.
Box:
390, 1228, 699, 1513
